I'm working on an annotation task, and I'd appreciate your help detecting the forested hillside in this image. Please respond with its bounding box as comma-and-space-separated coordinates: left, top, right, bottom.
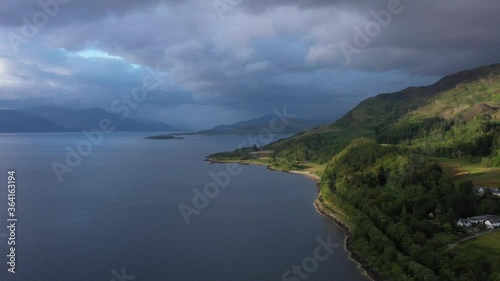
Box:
209, 64, 500, 281
319, 139, 499, 281
267, 63, 500, 166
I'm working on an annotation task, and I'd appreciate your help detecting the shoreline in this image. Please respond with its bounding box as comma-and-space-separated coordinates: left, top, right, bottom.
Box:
206, 158, 385, 281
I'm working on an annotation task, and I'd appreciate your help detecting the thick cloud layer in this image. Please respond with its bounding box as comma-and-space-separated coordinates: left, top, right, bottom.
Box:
0, 0, 499, 128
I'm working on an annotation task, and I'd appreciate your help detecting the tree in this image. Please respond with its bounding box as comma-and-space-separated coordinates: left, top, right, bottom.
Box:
457, 181, 474, 195
413, 232, 427, 245
446, 208, 457, 227
477, 199, 498, 215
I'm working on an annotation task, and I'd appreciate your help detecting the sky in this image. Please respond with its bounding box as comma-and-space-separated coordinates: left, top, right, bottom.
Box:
0, 0, 499, 129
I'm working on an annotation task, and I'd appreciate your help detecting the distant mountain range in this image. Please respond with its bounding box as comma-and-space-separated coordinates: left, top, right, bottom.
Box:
0, 106, 181, 133
175, 115, 332, 135
0, 109, 68, 133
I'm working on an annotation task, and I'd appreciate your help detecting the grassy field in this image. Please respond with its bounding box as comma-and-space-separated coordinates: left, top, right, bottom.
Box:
209, 152, 327, 177
468, 231, 500, 253
432, 157, 500, 187
294, 162, 326, 177
454, 231, 500, 276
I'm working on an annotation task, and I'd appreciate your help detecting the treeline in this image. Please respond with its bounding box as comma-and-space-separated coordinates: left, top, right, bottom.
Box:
269, 116, 500, 167
270, 132, 363, 164
211, 116, 500, 172
320, 139, 500, 281
207, 146, 257, 161
377, 117, 452, 144
378, 116, 500, 162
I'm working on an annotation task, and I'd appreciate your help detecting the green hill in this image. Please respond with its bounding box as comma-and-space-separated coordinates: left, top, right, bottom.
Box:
265, 63, 500, 164
209, 63, 500, 281
317, 138, 500, 281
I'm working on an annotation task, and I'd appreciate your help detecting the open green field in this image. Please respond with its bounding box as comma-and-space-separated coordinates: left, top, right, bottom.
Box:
454, 231, 500, 277
433, 157, 500, 187
469, 231, 500, 253
294, 162, 326, 177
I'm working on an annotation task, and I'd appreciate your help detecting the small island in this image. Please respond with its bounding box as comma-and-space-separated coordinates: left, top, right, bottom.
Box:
145, 135, 184, 140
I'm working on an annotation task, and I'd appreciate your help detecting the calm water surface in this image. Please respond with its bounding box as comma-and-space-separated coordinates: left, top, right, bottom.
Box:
0, 132, 368, 281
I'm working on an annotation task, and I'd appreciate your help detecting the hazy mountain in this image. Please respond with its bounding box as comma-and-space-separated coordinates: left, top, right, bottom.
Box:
18, 106, 180, 132
133, 118, 182, 131
181, 115, 332, 135
0, 110, 68, 133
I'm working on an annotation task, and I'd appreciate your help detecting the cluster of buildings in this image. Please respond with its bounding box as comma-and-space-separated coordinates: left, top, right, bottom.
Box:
474, 187, 500, 197
457, 186, 500, 230
457, 215, 500, 229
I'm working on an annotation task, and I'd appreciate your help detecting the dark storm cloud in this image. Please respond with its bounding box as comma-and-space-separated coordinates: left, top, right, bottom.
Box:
342, 0, 500, 75
0, 0, 498, 128
0, 0, 173, 26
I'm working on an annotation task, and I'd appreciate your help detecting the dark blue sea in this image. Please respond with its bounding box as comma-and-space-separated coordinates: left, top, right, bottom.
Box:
0, 132, 368, 281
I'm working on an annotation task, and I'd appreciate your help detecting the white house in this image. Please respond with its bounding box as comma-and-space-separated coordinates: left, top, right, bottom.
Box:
493, 188, 500, 197
475, 187, 500, 197
457, 215, 500, 229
